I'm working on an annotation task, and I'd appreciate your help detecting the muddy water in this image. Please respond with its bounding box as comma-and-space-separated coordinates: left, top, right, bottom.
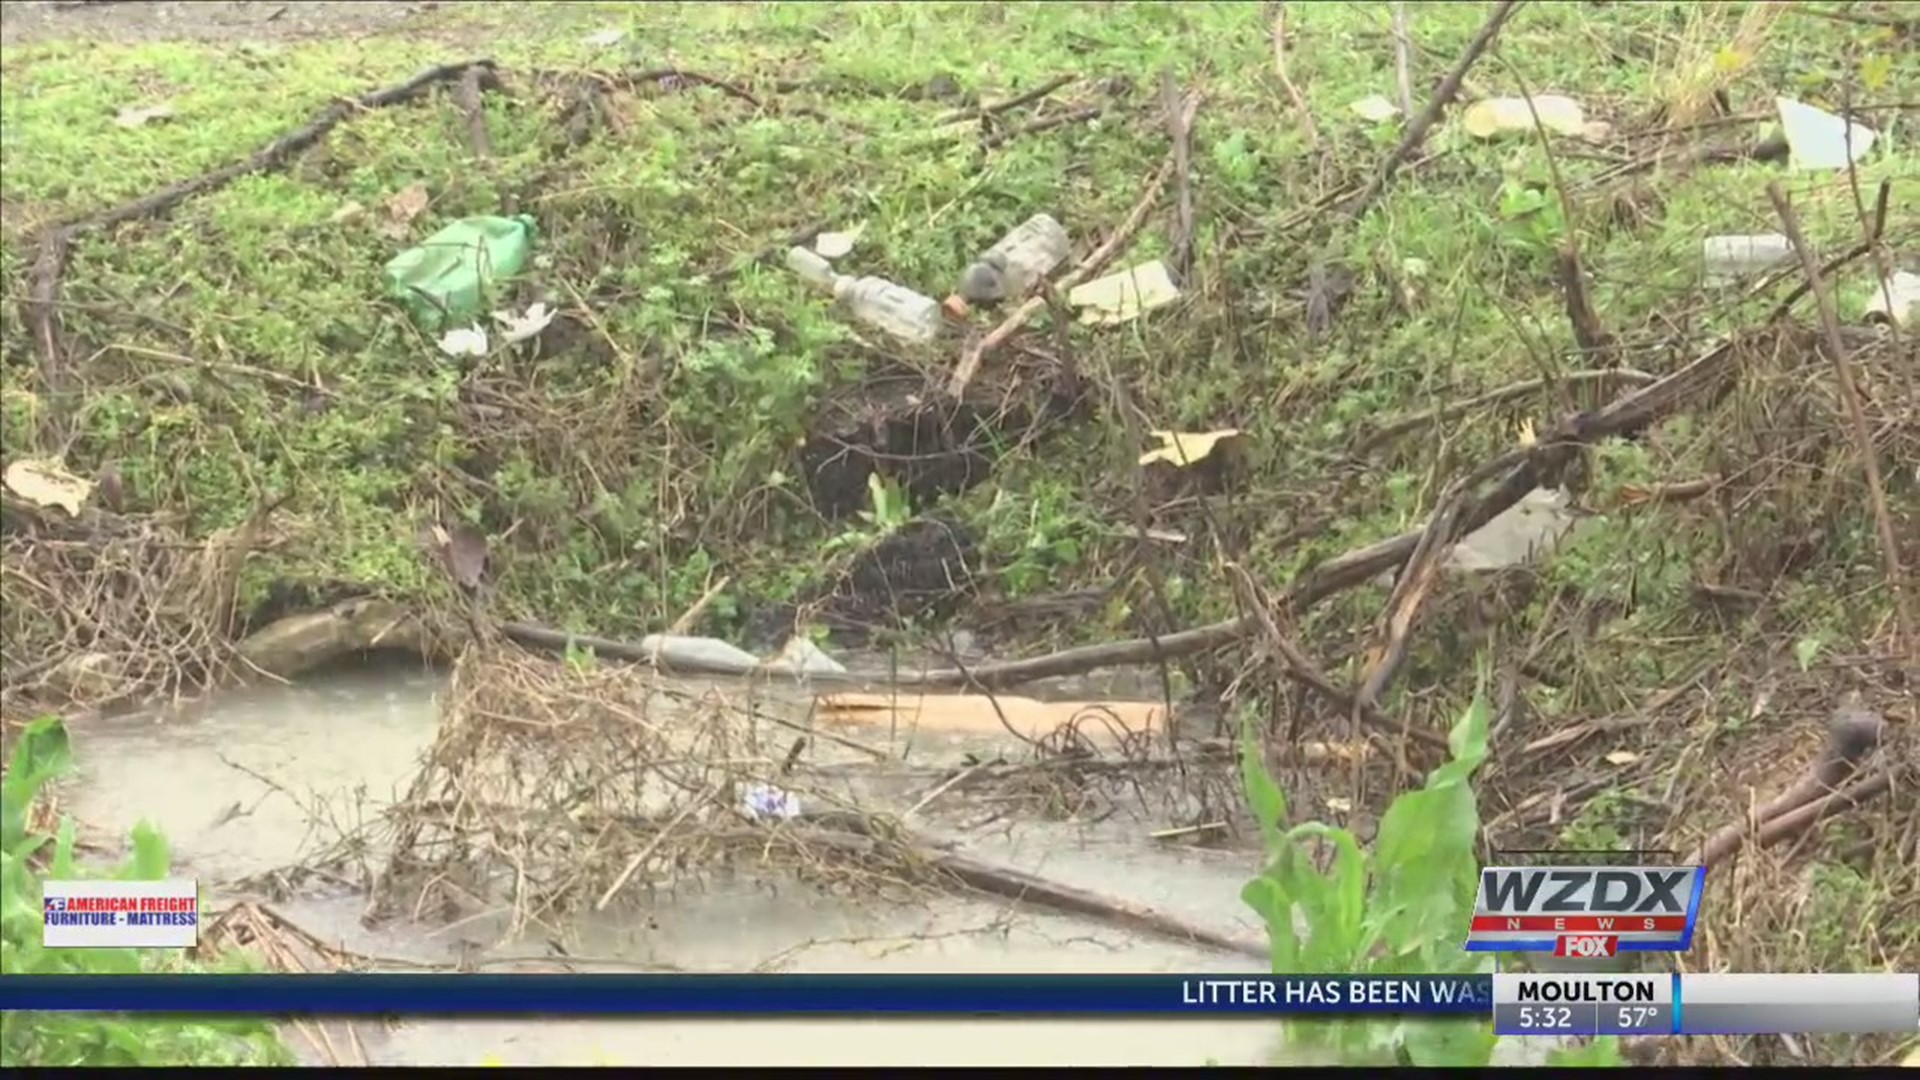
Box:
62, 659, 1290, 1067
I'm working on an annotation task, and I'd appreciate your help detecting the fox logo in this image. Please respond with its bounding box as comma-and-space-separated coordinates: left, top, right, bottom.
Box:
1556, 935, 1617, 958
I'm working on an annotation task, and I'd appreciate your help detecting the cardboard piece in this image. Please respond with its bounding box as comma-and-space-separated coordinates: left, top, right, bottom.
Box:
817, 692, 1165, 743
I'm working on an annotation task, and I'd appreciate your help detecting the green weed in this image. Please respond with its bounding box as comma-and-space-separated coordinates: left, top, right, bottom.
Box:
1239, 678, 1621, 1067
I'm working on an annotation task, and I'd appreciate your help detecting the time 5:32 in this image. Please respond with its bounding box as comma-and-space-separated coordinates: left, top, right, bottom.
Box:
1516, 1005, 1575, 1030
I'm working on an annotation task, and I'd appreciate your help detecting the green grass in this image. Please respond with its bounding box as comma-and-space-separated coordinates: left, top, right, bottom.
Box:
2, 2, 1915, 1062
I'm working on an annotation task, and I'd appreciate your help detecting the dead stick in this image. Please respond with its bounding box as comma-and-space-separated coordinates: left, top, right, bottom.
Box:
1391, 3, 1416, 118
453, 65, 494, 159
1767, 183, 1916, 663
1685, 701, 1885, 865
940, 74, 1076, 124
1267, 3, 1320, 147
1340, 0, 1523, 220
1358, 368, 1656, 452
980, 105, 1103, 150
666, 574, 732, 635
1159, 70, 1198, 280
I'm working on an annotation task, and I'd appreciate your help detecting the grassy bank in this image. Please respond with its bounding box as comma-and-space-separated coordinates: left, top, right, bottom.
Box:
2, 1, 1915, 1065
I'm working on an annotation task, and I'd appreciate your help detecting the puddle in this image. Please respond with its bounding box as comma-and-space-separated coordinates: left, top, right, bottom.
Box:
57, 657, 1293, 1066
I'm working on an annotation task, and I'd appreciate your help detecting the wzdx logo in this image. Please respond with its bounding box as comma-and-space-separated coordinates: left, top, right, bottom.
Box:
1465, 865, 1707, 954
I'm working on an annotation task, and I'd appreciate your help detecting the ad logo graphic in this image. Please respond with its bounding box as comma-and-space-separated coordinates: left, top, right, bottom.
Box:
1465, 865, 1707, 954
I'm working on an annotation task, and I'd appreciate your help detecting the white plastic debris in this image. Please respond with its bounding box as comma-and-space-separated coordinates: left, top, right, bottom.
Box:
1702, 234, 1793, 283
437, 325, 489, 358
1350, 94, 1401, 122
492, 301, 556, 344
114, 103, 174, 128
1863, 271, 1918, 328
1460, 95, 1589, 139
1448, 487, 1576, 572
813, 223, 866, 260
741, 783, 802, 821
3, 459, 93, 516
1776, 96, 1877, 171
1068, 259, 1181, 325
766, 637, 848, 678
639, 634, 762, 670
584, 28, 626, 47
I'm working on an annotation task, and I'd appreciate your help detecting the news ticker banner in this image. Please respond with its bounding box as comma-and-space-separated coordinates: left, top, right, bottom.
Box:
5, 973, 1917, 1034
1493, 973, 1919, 1037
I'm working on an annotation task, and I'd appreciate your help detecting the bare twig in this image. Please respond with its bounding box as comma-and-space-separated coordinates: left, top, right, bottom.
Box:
1266, 3, 1321, 147
939, 74, 1076, 124
1340, 0, 1524, 221
979, 104, 1103, 151
1160, 70, 1198, 281
1391, 3, 1416, 118
1767, 183, 1916, 664
452, 65, 495, 160
1344, 0, 1520, 220
1686, 700, 1885, 865
666, 574, 732, 636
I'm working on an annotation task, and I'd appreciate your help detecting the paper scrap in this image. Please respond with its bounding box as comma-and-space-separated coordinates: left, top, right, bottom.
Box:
1138, 429, 1241, 469
1350, 94, 1401, 122
817, 692, 1164, 744
1461, 95, 1589, 139
1068, 259, 1181, 325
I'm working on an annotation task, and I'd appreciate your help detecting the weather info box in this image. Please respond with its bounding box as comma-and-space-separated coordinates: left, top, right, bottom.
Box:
42, 879, 200, 949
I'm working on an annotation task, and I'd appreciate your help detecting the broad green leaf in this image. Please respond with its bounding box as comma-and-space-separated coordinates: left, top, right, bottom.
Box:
1, 717, 74, 851
51, 816, 78, 878
1281, 822, 1368, 968
1242, 876, 1302, 973
1239, 731, 1288, 849
1371, 783, 1480, 954
124, 821, 172, 880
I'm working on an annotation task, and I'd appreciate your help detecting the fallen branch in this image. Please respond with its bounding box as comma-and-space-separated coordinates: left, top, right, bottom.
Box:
1356, 368, 1657, 453
800, 814, 1268, 960
1227, 564, 1444, 762
1685, 700, 1886, 866
24, 59, 492, 437
1266, 3, 1320, 147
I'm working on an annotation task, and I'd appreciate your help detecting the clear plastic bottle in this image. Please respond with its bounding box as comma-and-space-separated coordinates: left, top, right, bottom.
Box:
955, 213, 1070, 304
785, 245, 840, 291
785, 246, 943, 344
833, 275, 944, 344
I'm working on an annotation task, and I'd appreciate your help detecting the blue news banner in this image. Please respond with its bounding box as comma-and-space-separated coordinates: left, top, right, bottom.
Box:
0, 974, 1494, 1017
